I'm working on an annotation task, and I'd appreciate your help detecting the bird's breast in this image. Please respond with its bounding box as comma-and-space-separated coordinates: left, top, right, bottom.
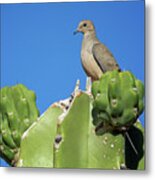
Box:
81, 44, 103, 80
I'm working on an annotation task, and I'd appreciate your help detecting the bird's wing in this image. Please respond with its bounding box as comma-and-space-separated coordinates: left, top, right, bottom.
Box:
92, 43, 120, 73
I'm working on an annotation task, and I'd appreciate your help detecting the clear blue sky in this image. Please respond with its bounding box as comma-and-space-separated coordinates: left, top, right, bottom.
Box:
1, 1, 144, 167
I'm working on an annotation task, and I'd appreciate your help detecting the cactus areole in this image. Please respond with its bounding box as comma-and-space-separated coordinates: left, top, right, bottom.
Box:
92, 70, 144, 135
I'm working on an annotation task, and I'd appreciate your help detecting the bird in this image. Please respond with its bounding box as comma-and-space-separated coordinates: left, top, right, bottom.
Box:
74, 20, 121, 81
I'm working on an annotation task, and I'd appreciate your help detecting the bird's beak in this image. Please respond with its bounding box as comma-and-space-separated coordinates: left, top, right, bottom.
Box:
73, 29, 79, 35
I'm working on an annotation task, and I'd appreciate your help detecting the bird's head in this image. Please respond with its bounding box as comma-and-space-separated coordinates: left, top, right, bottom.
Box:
74, 20, 95, 35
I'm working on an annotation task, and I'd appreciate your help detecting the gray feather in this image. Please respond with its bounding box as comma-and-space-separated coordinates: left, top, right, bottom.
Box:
92, 43, 120, 73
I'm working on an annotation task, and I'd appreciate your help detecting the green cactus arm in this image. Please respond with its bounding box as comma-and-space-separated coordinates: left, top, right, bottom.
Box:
54, 92, 125, 169
54, 93, 90, 168
17, 105, 63, 167
0, 84, 39, 166
92, 71, 144, 130
91, 71, 145, 169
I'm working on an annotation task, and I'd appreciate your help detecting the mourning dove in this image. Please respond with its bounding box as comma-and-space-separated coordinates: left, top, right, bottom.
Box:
74, 20, 121, 81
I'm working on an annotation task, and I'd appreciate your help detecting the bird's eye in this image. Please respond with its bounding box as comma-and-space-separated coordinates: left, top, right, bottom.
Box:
83, 23, 87, 27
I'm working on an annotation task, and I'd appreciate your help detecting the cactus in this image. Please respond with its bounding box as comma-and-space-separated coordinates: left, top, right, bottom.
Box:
0, 71, 144, 169
17, 105, 63, 167
92, 71, 144, 134
16, 91, 126, 169
54, 93, 125, 169
0, 84, 39, 166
